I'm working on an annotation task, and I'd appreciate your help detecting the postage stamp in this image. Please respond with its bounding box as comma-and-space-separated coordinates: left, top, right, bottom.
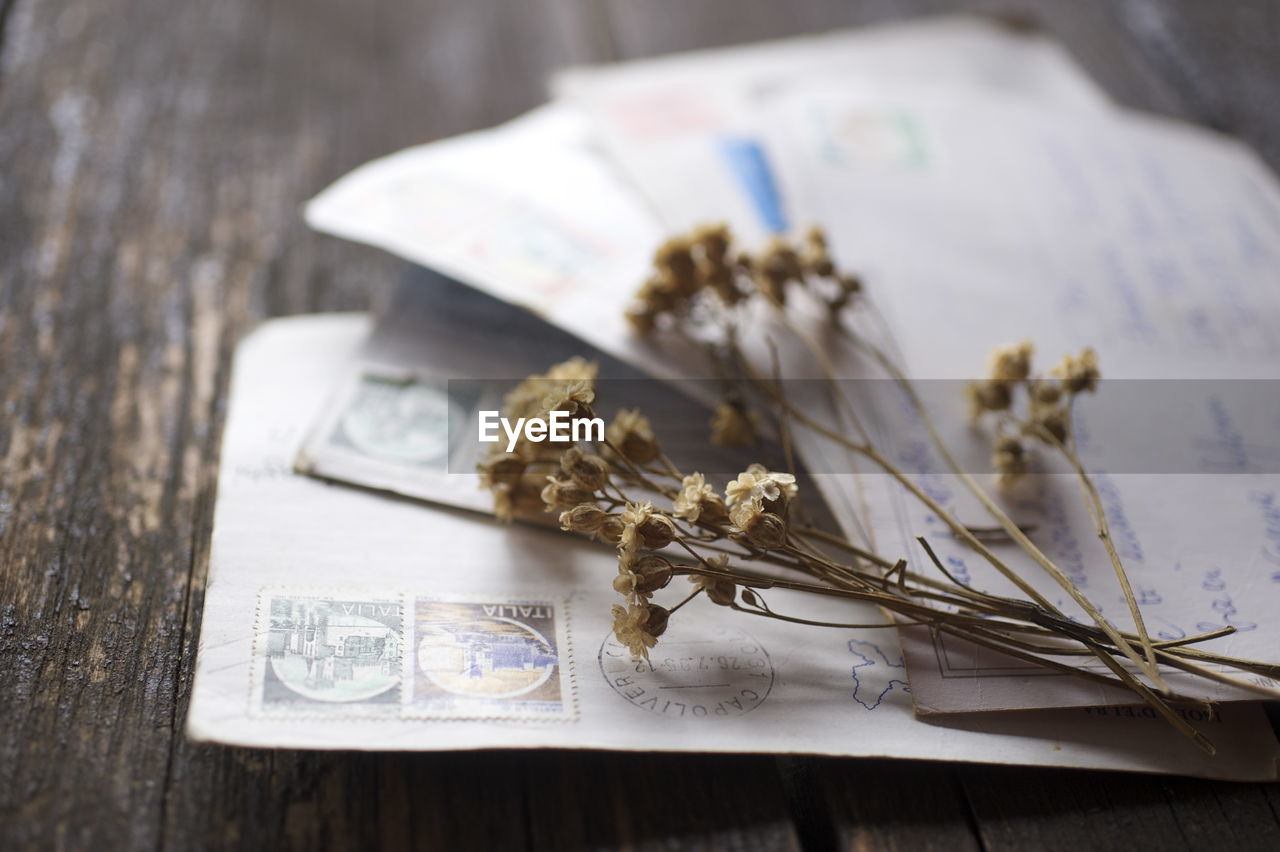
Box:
326, 370, 467, 469
407, 596, 576, 719
254, 591, 406, 716
292, 363, 496, 514
599, 620, 774, 719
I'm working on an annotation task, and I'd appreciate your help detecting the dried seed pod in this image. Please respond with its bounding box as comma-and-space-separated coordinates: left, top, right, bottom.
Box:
644, 604, 671, 638
478, 452, 525, 487
607, 408, 661, 464
691, 573, 736, 606
541, 476, 595, 511
637, 513, 677, 550
743, 511, 787, 549
595, 515, 625, 546
710, 401, 756, 447
632, 554, 674, 593
559, 503, 608, 533
561, 447, 609, 492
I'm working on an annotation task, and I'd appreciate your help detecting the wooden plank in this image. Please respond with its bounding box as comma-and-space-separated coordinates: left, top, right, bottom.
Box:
597, 0, 1194, 121
525, 752, 801, 851
0, 0, 604, 847
779, 757, 980, 852
600, 0, 1277, 168
3, 0, 1279, 848
958, 765, 1280, 852
1110, 0, 1280, 168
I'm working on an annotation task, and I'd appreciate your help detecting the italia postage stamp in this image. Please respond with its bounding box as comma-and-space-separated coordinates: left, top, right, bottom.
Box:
407, 596, 576, 719
599, 620, 774, 719
254, 591, 406, 716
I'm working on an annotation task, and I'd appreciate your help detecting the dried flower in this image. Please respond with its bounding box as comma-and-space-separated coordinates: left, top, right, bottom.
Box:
611, 603, 669, 659
626, 305, 657, 335
801, 225, 834, 276
654, 236, 699, 294
1053, 347, 1100, 394
966, 379, 1013, 418
477, 452, 524, 488
690, 557, 736, 606
607, 408, 661, 464
618, 501, 654, 559
693, 223, 730, 261
710, 400, 757, 447
559, 503, 609, 533
613, 554, 674, 604
1032, 381, 1062, 407
672, 472, 726, 523
542, 379, 595, 417
503, 357, 598, 421
993, 436, 1028, 488
618, 502, 675, 557
987, 340, 1034, 384
725, 463, 797, 509
1027, 406, 1069, 445
728, 496, 763, 530
594, 515, 625, 546
560, 447, 609, 492
541, 476, 595, 511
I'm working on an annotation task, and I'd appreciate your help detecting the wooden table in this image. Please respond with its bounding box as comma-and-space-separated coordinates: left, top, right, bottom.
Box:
3, 1, 1279, 848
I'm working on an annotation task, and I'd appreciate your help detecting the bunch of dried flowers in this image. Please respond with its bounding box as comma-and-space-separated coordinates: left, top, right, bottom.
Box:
481, 224, 1280, 753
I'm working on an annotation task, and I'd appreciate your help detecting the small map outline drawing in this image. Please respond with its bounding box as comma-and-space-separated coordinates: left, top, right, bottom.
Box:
848, 639, 910, 711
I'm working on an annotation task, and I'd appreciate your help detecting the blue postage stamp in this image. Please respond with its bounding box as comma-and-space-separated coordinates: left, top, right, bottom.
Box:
254, 592, 405, 716
408, 596, 575, 719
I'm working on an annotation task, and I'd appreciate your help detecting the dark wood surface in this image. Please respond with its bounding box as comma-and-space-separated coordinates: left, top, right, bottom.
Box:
2, 1, 1278, 849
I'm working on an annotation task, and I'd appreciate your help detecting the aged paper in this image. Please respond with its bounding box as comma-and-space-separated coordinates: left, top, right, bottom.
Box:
760, 84, 1280, 711
187, 315, 1280, 779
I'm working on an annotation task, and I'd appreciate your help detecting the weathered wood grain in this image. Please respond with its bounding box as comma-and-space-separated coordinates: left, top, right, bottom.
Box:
2, 0, 1278, 849
778, 757, 980, 852
602, 0, 1280, 170
958, 765, 1280, 851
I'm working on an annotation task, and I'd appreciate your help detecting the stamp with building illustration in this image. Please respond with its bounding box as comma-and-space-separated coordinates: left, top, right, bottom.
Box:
407, 596, 576, 720
254, 592, 405, 716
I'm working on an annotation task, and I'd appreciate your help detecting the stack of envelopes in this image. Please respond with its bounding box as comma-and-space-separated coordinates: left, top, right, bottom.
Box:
188, 15, 1280, 781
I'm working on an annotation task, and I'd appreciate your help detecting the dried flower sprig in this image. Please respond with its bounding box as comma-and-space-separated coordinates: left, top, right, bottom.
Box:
967, 340, 1099, 488
625, 224, 861, 336
477, 357, 599, 521
481, 224, 1280, 753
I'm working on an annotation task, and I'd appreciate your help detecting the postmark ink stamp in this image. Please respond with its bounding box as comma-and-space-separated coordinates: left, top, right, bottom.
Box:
599, 621, 774, 719
408, 596, 576, 719
255, 592, 405, 716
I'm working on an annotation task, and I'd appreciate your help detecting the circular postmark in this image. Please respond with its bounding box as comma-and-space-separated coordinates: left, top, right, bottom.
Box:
599, 620, 774, 719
